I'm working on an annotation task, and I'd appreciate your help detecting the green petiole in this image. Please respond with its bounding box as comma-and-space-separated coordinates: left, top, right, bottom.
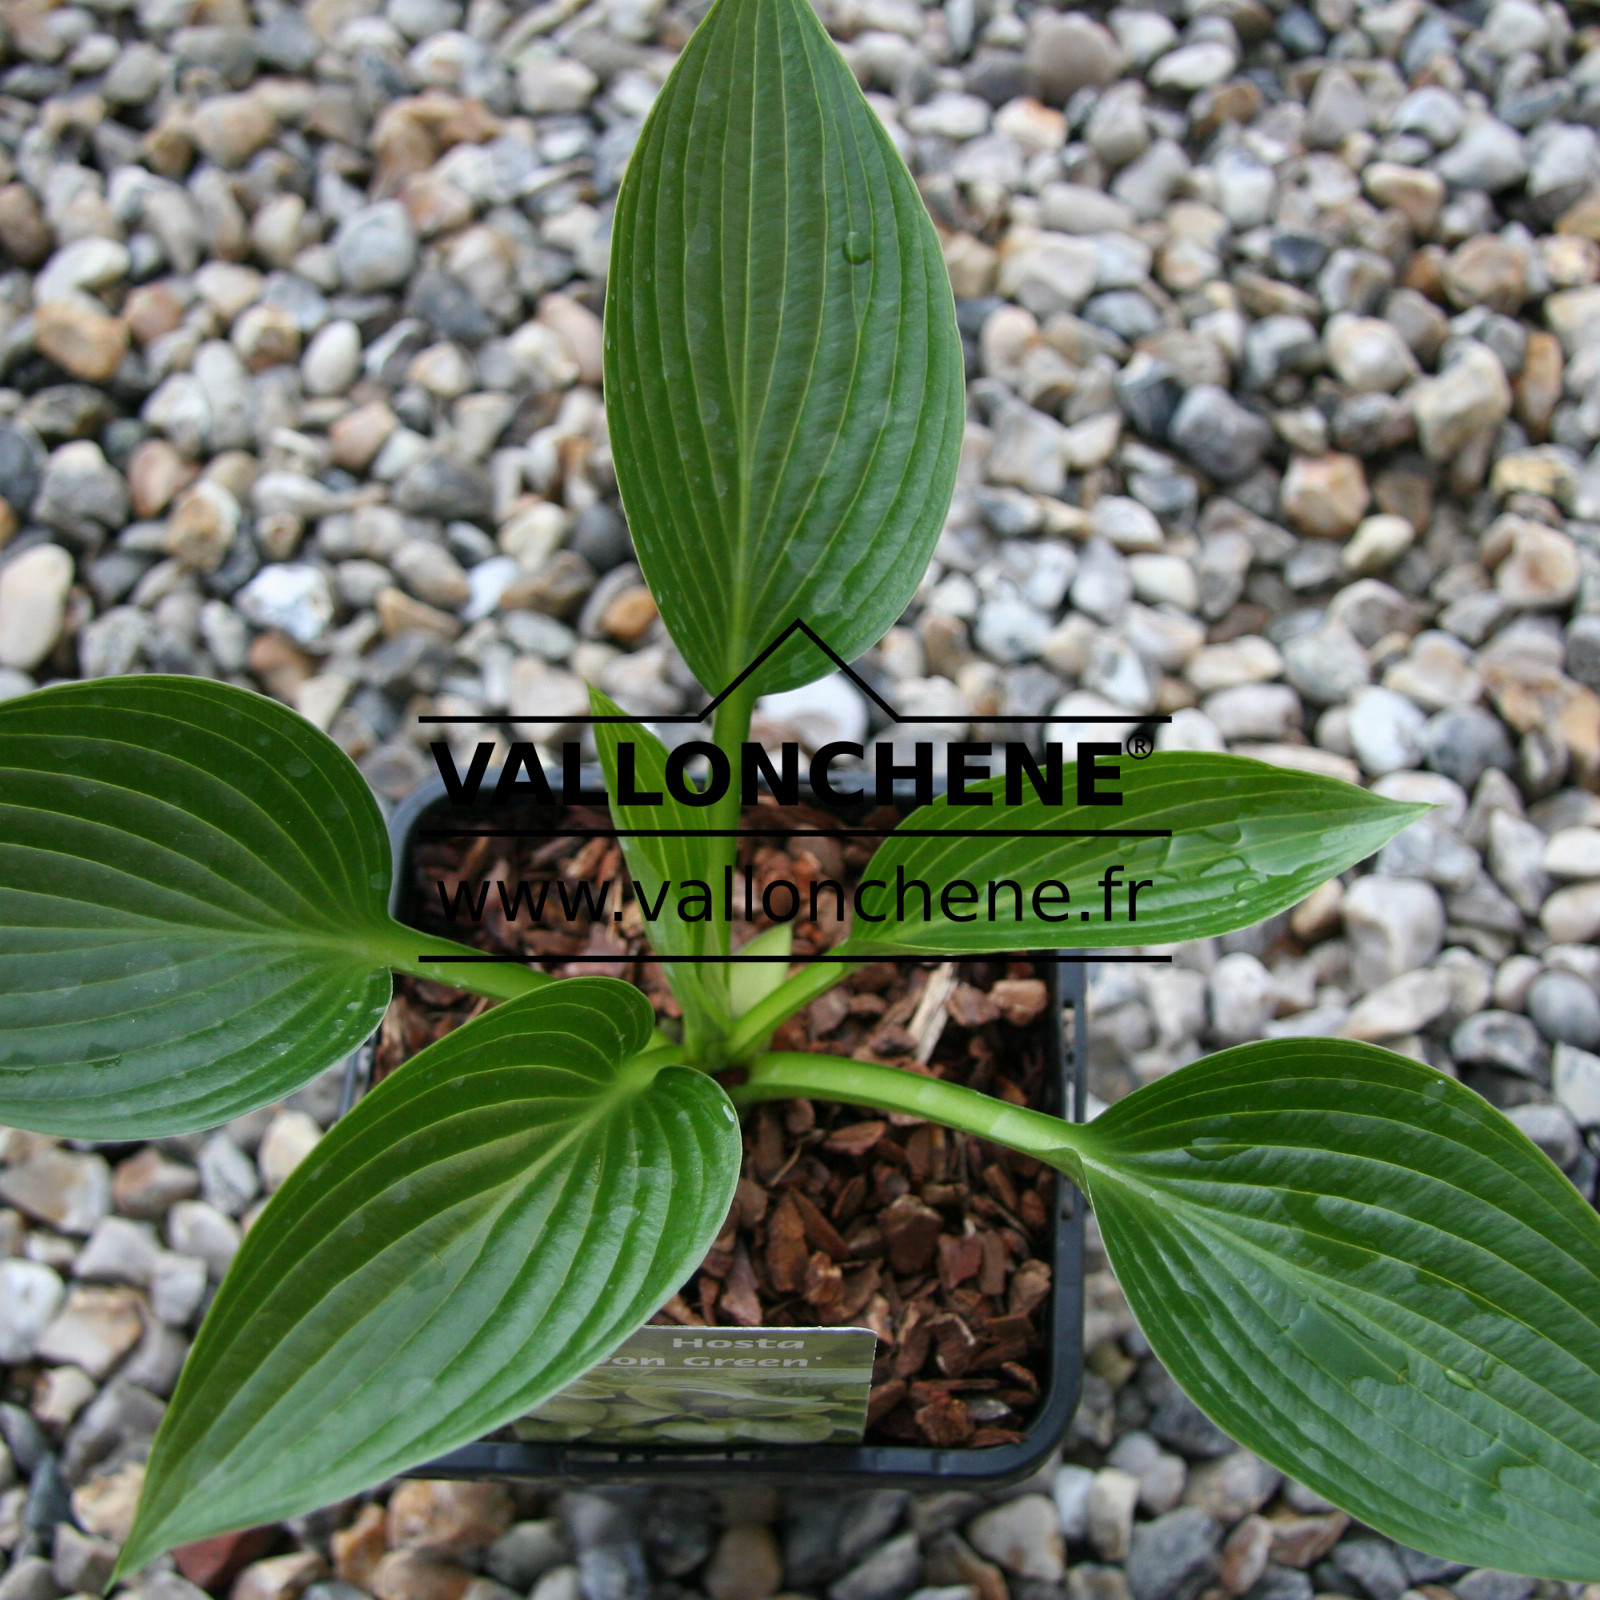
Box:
733, 1051, 1086, 1184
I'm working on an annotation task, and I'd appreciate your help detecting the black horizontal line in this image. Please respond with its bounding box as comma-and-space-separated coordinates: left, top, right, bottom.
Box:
419, 828, 1175, 839
420, 953, 1171, 965
418, 714, 1172, 724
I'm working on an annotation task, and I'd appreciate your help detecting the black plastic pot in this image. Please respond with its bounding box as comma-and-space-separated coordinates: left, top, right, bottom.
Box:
342, 771, 1087, 1487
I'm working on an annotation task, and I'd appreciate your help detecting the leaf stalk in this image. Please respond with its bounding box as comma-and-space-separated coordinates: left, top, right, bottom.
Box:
732, 1051, 1086, 1182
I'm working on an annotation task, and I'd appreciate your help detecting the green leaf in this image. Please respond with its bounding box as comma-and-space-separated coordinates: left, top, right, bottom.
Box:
590, 686, 723, 962
604, 0, 964, 698
119, 980, 740, 1571
1076, 1039, 1600, 1578
730, 923, 793, 1017
835, 752, 1423, 957
589, 685, 730, 1042
0, 676, 402, 1138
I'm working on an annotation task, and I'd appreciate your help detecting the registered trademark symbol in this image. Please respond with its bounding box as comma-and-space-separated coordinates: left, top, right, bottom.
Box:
1127, 727, 1155, 759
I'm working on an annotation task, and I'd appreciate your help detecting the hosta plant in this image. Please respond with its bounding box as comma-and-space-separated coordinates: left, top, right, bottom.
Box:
1, 0, 1598, 1578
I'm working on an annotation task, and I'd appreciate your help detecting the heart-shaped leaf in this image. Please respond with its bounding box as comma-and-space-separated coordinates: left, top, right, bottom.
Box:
0, 676, 407, 1138
835, 752, 1424, 956
605, 0, 964, 698
119, 979, 741, 1572
1076, 1039, 1600, 1578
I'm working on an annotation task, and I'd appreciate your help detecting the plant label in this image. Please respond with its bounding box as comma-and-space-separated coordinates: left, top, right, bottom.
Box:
512, 1326, 878, 1446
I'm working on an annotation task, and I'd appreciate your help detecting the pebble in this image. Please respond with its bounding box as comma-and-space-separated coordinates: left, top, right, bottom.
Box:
1343, 877, 1445, 988
1124, 1508, 1218, 1600
702, 1526, 782, 1600
335, 203, 420, 292
258, 1110, 323, 1191
966, 1496, 1062, 1582
35, 302, 129, 383
0, 1260, 65, 1364
485, 1523, 569, 1591
1279, 455, 1369, 540
1542, 882, 1600, 943
33, 1286, 144, 1378
303, 321, 364, 396
113, 1148, 199, 1218
1412, 344, 1512, 462
828, 1532, 923, 1600
1495, 523, 1580, 610
0, 544, 74, 671
389, 1482, 514, 1557
1087, 1469, 1140, 1561
1347, 686, 1426, 776
1324, 316, 1417, 394
0, 1150, 111, 1234
1452, 1010, 1549, 1079
1553, 1044, 1600, 1126
1167, 387, 1271, 482
1345, 968, 1454, 1042
1183, 1453, 1281, 1522
235, 564, 337, 646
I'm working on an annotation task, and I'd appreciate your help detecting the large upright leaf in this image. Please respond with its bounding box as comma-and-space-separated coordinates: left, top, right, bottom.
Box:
605, 0, 964, 698
590, 686, 731, 1044
1076, 1040, 1600, 1578
0, 677, 403, 1137
119, 980, 741, 1571
835, 752, 1423, 956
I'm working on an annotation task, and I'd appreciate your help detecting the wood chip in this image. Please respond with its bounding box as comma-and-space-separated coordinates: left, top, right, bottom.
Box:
824, 1119, 886, 1155
1007, 1259, 1052, 1317
909, 961, 959, 1062
719, 1242, 763, 1326
938, 1231, 984, 1292
789, 1188, 850, 1261
802, 1249, 844, 1315
765, 1192, 809, 1295
867, 1378, 907, 1425
880, 1194, 944, 1274
931, 1313, 979, 1378
947, 982, 1001, 1029
915, 1390, 974, 1446
991, 977, 1049, 1026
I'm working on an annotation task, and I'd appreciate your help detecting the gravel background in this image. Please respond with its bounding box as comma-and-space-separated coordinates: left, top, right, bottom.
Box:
3, 0, 1600, 1597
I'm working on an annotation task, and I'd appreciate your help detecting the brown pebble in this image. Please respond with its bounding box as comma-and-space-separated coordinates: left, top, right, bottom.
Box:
112, 1147, 198, 1218
0, 182, 52, 265
248, 630, 316, 698
1267, 1510, 1349, 1568
600, 584, 658, 644
387, 1480, 513, 1557
704, 1524, 783, 1600
127, 439, 197, 519
230, 1551, 327, 1600
1444, 235, 1527, 313
368, 1550, 475, 1600
330, 401, 400, 471
173, 1528, 277, 1592
1514, 330, 1563, 439
35, 302, 128, 382
331, 1503, 388, 1588
124, 282, 187, 344
1218, 1515, 1271, 1594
